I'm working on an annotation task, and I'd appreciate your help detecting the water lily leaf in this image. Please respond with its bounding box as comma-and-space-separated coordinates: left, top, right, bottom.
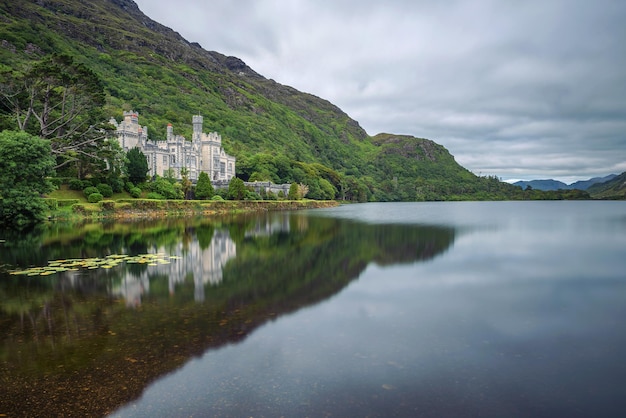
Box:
9, 253, 180, 276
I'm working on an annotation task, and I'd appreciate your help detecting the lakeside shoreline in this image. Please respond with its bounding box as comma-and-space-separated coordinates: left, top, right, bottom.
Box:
46, 198, 340, 221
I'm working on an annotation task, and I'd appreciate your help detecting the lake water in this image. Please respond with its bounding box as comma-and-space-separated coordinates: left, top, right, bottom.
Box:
1, 201, 625, 417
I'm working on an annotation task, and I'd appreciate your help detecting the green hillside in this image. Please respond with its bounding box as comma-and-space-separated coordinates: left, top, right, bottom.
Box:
587, 172, 626, 199
0, 0, 581, 201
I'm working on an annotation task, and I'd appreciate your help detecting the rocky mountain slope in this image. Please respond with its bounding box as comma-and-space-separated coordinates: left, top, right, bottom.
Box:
586, 173, 626, 199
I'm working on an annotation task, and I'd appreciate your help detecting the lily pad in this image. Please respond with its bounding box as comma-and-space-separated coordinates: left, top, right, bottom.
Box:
9, 253, 179, 277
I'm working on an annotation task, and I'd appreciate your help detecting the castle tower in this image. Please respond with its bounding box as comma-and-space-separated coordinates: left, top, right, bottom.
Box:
192, 115, 203, 141
167, 123, 173, 141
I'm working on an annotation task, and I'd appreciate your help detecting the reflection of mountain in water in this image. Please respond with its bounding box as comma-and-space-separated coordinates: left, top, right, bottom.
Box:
113, 229, 236, 306
0, 213, 456, 416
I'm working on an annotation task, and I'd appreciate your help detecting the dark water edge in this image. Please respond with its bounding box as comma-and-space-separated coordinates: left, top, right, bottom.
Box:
1, 201, 625, 417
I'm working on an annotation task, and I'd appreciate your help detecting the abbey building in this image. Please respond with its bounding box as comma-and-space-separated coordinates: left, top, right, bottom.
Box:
109, 111, 236, 182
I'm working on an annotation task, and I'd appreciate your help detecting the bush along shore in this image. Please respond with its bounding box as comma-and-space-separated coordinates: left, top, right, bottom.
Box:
44, 198, 339, 221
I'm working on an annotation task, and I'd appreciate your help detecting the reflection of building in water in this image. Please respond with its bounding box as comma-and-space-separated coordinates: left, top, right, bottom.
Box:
115, 274, 150, 308
182, 229, 236, 302
112, 229, 236, 305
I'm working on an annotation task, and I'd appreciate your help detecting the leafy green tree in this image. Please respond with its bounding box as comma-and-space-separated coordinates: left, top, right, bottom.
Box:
125, 147, 149, 184
180, 167, 192, 200
288, 183, 299, 200
227, 177, 246, 200
151, 176, 183, 199
318, 178, 337, 200
101, 139, 126, 191
0, 54, 108, 171
195, 171, 214, 200
0, 130, 55, 229
298, 183, 310, 199
163, 168, 177, 184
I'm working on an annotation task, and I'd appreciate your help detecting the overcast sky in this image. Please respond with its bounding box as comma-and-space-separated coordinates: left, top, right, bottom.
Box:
133, 0, 626, 183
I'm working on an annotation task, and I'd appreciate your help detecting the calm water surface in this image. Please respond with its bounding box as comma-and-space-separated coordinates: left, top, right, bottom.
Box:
1, 201, 625, 417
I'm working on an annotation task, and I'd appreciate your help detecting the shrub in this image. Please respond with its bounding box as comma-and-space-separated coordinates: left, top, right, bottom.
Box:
43, 198, 58, 210
150, 177, 182, 199
125, 181, 135, 192
109, 177, 124, 193
69, 179, 84, 190
97, 183, 113, 198
146, 192, 164, 200
56, 177, 74, 185
216, 188, 228, 199
211, 195, 224, 201
49, 178, 62, 188
88, 193, 103, 203
83, 186, 99, 197
130, 187, 142, 198
245, 191, 262, 200
58, 199, 80, 207
173, 182, 184, 199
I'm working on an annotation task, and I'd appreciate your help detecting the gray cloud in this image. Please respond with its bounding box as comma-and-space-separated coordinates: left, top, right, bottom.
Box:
134, 0, 626, 183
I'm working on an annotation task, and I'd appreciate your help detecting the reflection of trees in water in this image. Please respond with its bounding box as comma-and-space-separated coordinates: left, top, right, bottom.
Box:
0, 214, 456, 417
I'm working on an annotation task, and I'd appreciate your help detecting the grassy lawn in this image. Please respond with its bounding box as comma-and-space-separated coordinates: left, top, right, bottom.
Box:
47, 185, 132, 201
47, 185, 86, 201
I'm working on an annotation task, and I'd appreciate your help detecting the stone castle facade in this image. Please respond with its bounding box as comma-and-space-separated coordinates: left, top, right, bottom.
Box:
109, 111, 236, 182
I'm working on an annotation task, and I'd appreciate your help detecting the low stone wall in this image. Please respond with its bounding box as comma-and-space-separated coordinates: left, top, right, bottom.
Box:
212, 180, 292, 196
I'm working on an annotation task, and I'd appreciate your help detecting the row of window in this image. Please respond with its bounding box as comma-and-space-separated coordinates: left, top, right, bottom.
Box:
146, 155, 199, 165
145, 154, 233, 174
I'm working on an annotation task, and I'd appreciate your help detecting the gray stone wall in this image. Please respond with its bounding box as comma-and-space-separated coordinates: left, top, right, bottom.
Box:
212, 180, 291, 196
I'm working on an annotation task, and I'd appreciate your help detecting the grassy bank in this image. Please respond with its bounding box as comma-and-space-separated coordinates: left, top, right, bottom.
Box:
44, 196, 339, 221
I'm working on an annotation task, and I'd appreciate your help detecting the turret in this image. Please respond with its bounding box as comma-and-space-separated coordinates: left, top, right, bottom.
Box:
124, 110, 139, 125
192, 115, 203, 140
167, 123, 173, 141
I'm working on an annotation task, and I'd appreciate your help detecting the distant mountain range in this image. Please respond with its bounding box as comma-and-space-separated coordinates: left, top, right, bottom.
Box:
513, 174, 618, 191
